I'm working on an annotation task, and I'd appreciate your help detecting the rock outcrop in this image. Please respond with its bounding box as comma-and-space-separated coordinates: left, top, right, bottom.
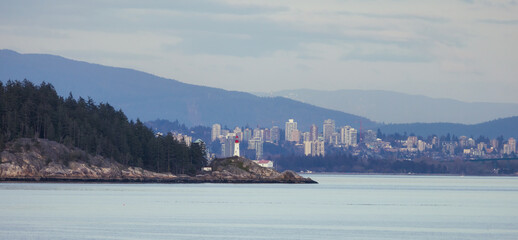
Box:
0, 138, 177, 182
204, 157, 316, 183
0, 138, 316, 184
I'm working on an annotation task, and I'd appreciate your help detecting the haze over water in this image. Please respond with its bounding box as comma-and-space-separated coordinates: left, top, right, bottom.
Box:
1, 175, 517, 240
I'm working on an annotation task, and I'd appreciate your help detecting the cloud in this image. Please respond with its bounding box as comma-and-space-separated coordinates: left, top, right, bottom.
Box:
1, 1, 518, 103
342, 50, 433, 63
478, 19, 518, 25
336, 10, 448, 24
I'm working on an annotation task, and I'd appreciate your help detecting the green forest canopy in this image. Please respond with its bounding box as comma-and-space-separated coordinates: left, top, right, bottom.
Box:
0, 80, 206, 175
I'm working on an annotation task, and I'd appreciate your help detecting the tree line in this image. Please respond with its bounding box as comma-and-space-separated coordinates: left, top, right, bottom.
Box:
0, 80, 206, 175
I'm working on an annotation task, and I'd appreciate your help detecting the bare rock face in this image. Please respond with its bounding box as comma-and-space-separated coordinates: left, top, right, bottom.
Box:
208, 157, 316, 183
0, 138, 176, 182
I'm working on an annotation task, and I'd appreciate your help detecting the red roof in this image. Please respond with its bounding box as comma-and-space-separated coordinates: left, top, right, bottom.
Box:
257, 160, 271, 164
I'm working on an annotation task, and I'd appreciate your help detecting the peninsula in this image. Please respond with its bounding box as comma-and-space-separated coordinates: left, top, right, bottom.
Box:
0, 138, 316, 184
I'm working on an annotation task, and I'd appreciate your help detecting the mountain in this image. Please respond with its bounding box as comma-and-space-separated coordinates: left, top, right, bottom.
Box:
0, 49, 375, 130
257, 89, 518, 124
379, 116, 518, 138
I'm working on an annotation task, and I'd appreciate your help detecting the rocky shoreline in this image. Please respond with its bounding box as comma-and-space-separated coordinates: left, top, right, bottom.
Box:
0, 177, 316, 184
0, 138, 316, 184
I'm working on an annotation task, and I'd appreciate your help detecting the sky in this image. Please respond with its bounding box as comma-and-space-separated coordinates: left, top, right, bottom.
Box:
1, 0, 517, 103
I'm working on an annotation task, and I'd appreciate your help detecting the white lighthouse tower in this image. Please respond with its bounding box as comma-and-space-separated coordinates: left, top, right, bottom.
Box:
234, 135, 240, 157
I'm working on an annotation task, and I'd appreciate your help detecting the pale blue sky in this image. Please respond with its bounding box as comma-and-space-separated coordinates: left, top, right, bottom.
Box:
1, 0, 517, 103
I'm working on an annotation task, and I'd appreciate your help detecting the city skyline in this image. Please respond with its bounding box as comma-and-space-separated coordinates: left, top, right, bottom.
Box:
209, 117, 517, 161
1, 1, 517, 104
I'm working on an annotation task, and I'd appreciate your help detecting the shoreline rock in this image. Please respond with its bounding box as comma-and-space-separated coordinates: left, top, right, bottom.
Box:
0, 138, 316, 184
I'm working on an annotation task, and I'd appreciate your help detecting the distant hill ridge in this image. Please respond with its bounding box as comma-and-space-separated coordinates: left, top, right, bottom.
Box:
259, 89, 518, 124
379, 116, 518, 139
0, 49, 375, 130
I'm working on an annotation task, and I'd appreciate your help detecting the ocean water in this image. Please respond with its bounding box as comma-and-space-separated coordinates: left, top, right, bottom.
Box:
1, 175, 517, 240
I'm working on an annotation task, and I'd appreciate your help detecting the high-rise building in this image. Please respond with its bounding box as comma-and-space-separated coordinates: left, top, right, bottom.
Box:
314, 140, 325, 156
248, 137, 263, 159
285, 119, 298, 142
340, 126, 349, 145
349, 128, 358, 147
304, 141, 312, 156
330, 132, 340, 146
253, 128, 262, 140
303, 140, 325, 157
255, 141, 263, 160
508, 137, 516, 154
340, 126, 358, 147
211, 123, 221, 142
270, 126, 280, 144
243, 128, 252, 142
264, 128, 271, 142
323, 119, 335, 143
291, 129, 301, 143
220, 134, 237, 157
303, 132, 311, 142
310, 124, 318, 141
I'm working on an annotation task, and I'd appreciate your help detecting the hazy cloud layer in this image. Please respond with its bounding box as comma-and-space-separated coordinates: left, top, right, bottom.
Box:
1, 0, 517, 103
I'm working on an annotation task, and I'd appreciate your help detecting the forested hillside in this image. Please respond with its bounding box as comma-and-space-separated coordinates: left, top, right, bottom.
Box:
0, 80, 206, 175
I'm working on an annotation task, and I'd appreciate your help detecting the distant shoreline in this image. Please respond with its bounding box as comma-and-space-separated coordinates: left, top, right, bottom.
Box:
300, 172, 518, 177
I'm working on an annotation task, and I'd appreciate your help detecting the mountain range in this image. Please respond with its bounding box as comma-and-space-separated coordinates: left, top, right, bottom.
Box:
0, 49, 374, 130
256, 89, 518, 124
1, 49, 517, 138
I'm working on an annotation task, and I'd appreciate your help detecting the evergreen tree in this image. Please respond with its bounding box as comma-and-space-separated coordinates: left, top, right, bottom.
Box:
0, 80, 206, 175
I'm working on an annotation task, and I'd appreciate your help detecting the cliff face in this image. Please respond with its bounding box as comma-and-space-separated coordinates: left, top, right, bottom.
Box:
0, 138, 316, 183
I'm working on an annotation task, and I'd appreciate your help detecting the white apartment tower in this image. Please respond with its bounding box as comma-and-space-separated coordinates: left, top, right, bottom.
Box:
340, 126, 358, 147
310, 124, 318, 141
270, 126, 280, 144
285, 119, 298, 142
323, 119, 335, 143
303, 140, 325, 157
211, 123, 221, 142
508, 137, 516, 154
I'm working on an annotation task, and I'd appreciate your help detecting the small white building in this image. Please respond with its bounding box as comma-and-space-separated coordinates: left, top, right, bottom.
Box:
253, 160, 274, 168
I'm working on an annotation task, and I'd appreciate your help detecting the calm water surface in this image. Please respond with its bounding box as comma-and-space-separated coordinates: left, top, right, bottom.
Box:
1, 175, 517, 240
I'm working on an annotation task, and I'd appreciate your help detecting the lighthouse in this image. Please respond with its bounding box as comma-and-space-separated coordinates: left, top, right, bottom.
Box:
234, 135, 240, 157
